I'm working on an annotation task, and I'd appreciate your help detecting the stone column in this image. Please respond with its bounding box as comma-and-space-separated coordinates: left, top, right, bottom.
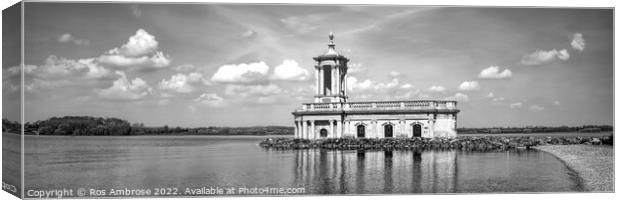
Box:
310, 120, 315, 140
343, 74, 347, 98
335, 66, 340, 97
315, 66, 320, 96
375, 120, 380, 138
318, 67, 323, 96
302, 121, 307, 139
336, 120, 342, 138
329, 120, 334, 138
294, 121, 298, 138
331, 66, 336, 97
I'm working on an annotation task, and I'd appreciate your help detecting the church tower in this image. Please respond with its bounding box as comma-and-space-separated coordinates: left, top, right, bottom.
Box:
313, 32, 349, 103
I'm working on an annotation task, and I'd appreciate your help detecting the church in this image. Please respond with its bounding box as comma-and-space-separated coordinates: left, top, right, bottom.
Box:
292, 33, 460, 139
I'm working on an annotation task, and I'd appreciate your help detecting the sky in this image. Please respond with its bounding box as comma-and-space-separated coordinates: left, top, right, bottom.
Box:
2, 3, 613, 128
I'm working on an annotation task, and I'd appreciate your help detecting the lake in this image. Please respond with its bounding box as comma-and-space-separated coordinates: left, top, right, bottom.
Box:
16, 134, 582, 197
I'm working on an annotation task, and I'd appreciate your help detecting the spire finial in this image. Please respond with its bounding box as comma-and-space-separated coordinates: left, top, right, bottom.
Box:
328, 32, 334, 45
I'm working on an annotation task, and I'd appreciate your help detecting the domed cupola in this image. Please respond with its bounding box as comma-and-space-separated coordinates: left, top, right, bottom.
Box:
312, 32, 349, 103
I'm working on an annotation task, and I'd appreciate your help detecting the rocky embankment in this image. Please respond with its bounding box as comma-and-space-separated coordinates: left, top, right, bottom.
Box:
259, 135, 613, 151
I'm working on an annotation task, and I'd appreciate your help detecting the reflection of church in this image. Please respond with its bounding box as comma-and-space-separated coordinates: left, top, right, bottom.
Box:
292, 33, 460, 139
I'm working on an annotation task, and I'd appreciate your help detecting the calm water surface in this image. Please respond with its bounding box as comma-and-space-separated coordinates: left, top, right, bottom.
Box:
23, 135, 581, 195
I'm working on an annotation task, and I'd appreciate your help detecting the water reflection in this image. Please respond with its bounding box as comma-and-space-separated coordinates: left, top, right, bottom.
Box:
293, 149, 459, 193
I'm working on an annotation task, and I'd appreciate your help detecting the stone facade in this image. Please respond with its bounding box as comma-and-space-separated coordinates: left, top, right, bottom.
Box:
292, 33, 459, 139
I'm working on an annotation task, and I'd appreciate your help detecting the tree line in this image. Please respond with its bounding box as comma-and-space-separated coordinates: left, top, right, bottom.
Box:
1, 116, 613, 136
457, 125, 613, 134
2, 116, 293, 136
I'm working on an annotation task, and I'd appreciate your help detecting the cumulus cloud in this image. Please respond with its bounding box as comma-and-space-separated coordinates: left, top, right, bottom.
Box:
509, 102, 523, 109
109, 29, 158, 57
458, 81, 480, 91
98, 51, 171, 68
98, 29, 171, 69
158, 72, 209, 93
445, 93, 469, 102
57, 33, 90, 45
478, 66, 512, 79
400, 83, 414, 89
520, 49, 570, 65
210, 61, 269, 84
347, 63, 367, 75
427, 85, 446, 93
97, 71, 152, 100
224, 84, 282, 97
571, 33, 585, 51
487, 92, 494, 98
347, 76, 400, 92
553, 100, 561, 106
492, 97, 505, 102
194, 93, 225, 107
529, 104, 545, 111
271, 59, 310, 81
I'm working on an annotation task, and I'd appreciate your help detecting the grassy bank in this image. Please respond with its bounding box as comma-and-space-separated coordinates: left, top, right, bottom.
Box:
533, 145, 613, 192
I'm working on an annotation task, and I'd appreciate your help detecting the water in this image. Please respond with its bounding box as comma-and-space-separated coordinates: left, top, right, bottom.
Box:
20, 135, 581, 196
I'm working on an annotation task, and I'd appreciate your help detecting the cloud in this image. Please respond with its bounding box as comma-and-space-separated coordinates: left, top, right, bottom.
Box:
478, 66, 512, 79
487, 92, 494, 98
509, 102, 523, 109
131, 5, 142, 17
347, 63, 367, 75
27, 56, 112, 80
445, 93, 469, 102
520, 49, 570, 65
389, 71, 403, 77
97, 71, 152, 100
108, 29, 158, 57
194, 93, 225, 107
173, 64, 196, 71
428, 85, 446, 92
270, 59, 310, 81
529, 104, 545, 111
552, 100, 561, 106
98, 29, 171, 68
210, 61, 269, 84
347, 76, 400, 92
458, 81, 480, 91
224, 84, 282, 97
400, 83, 414, 89
158, 72, 209, 93
97, 51, 171, 68
571, 33, 585, 51
492, 97, 505, 102
280, 16, 318, 34
57, 33, 90, 45
241, 30, 257, 38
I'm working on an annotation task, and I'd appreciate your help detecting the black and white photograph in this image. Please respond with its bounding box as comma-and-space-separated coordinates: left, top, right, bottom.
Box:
1, 0, 616, 199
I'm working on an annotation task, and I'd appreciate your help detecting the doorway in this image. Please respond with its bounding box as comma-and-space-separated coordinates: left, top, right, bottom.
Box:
413, 124, 422, 137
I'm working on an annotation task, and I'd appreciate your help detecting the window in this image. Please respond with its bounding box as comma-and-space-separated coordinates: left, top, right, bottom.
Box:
384, 124, 393, 138
320, 128, 328, 138
357, 125, 365, 138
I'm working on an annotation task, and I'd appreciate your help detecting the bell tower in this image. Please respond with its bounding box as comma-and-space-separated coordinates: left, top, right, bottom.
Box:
313, 32, 349, 103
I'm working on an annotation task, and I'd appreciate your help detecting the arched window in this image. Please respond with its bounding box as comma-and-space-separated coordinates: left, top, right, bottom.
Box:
384, 124, 393, 138
412, 124, 422, 137
320, 128, 328, 138
357, 125, 365, 138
